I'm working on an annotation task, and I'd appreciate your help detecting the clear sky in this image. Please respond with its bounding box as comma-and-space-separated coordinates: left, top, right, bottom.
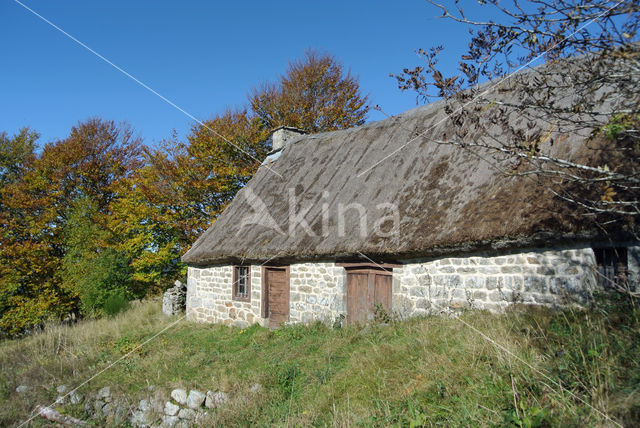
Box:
1, 0, 484, 147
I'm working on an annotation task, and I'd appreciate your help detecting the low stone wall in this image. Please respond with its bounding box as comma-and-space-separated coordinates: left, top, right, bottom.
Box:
392, 246, 599, 317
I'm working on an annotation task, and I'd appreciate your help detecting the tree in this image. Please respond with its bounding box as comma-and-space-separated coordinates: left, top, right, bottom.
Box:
59, 196, 135, 316
0, 119, 142, 335
393, 1, 639, 224
250, 50, 370, 133
0, 128, 38, 189
110, 109, 269, 288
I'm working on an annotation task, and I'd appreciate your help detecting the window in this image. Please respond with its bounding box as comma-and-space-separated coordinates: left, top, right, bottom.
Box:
233, 266, 251, 301
593, 247, 628, 288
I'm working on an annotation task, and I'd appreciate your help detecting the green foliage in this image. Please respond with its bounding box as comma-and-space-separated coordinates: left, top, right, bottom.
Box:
602, 113, 640, 140
102, 293, 129, 317
372, 302, 392, 323
60, 197, 135, 315
0, 128, 38, 188
0, 119, 141, 335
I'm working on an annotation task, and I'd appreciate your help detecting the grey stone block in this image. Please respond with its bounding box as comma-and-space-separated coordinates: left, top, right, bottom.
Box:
170, 389, 187, 406
450, 288, 466, 300
187, 390, 206, 409
164, 401, 179, 416
464, 276, 484, 289
409, 287, 427, 298
523, 276, 547, 293
486, 277, 503, 290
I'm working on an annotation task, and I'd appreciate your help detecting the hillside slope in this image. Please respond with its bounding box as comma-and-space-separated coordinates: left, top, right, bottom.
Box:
1, 298, 638, 426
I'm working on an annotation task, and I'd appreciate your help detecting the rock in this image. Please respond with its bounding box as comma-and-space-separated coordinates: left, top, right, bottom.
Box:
164, 401, 180, 416
15, 385, 28, 393
187, 390, 206, 409
97, 386, 111, 401
161, 414, 179, 427
56, 385, 68, 394
69, 391, 83, 404
93, 400, 105, 413
178, 408, 196, 420
130, 410, 152, 427
110, 403, 126, 423
55, 395, 66, 405
170, 388, 188, 405
205, 391, 229, 409
139, 398, 151, 412
195, 410, 209, 424
131, 399, 155, 427
163, 281, 186, 316
102, 402, 114, 415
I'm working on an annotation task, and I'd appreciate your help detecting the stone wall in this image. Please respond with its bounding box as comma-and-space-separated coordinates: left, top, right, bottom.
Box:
187, 245, 640, 327
186, 265, 263, 328
393, 246, 604, 318
289, 262, 345, 323
186, 262, 345, 327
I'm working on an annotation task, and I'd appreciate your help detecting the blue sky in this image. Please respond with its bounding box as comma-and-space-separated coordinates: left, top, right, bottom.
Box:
1, 1, 485, 147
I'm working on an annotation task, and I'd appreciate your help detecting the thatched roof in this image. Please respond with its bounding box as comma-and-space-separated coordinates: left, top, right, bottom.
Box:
183, 59, 637, 266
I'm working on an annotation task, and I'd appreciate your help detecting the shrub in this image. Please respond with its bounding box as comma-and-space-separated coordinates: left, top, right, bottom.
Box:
102, 292, 129, 316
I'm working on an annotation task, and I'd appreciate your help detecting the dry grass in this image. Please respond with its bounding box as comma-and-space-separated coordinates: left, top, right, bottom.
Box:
1, 295, 638, 427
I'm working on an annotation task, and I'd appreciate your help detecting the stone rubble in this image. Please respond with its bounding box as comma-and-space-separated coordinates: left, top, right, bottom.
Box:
170, 388, 187, 406
162, 280, 187, 316
164, 401, 179, 416
186, 390, 206, 409
29, 382, 232, 426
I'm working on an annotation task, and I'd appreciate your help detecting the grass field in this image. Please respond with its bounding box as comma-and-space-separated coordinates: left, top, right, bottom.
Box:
1, 295, 638, 427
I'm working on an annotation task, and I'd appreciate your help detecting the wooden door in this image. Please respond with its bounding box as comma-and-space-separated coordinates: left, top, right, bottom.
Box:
263, 266, 289, 325
346, 268, 392, 325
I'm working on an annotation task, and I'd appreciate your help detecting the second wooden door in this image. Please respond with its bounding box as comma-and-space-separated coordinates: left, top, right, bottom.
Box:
346, 268, 392, 325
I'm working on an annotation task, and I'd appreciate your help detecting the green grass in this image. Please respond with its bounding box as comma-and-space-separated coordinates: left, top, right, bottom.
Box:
1, 295, 639, 427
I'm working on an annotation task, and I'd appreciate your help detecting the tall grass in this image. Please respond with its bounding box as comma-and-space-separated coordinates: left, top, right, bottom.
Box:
0, 294, 638, 427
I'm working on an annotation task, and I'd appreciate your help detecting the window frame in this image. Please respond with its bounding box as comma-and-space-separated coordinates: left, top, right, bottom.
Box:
232, 265, 251, 302
593, 247, 628, 288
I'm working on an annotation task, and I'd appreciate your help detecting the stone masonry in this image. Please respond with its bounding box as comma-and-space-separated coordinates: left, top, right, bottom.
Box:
187, 262, 345, 328
393, 246, 599, 318
187, 265, 262, 327
289, 262, 346, 323
186, 245, 640, 327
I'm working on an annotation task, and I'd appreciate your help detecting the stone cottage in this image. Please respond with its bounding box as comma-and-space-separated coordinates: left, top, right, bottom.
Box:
182, 59, 639, 328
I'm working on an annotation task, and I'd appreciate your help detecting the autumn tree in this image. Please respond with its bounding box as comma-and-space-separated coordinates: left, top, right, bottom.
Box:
0, 119, 142, 335
110, 109, 269, 288
250, 50, 370, 133
393, 0, 639, 224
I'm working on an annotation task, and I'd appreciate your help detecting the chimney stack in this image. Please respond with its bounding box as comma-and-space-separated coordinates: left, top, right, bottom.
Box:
269, 126, 306, 152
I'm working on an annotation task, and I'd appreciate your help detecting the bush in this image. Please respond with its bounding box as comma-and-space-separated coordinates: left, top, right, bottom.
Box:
77, 249, 133, 315
102, 292, 129, 316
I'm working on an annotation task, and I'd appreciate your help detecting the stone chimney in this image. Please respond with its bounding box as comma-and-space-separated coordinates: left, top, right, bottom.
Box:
269, 126, 306, 152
